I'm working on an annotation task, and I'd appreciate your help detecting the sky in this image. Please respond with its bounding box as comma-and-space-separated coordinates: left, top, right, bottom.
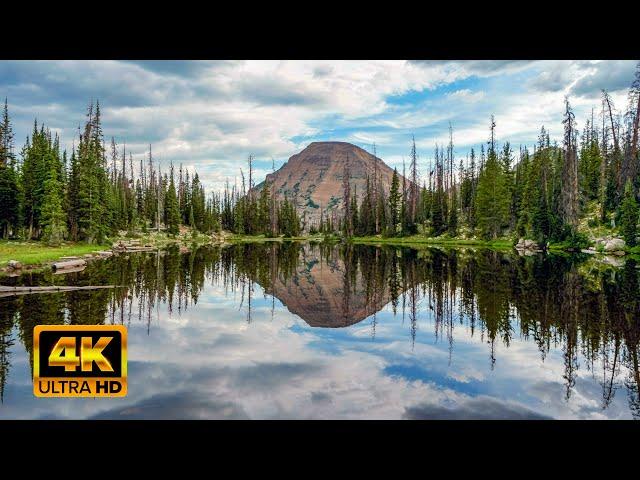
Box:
0, 60, 638, 192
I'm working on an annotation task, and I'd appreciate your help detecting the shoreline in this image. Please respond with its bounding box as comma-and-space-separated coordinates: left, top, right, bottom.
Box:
2, 232, 636, 276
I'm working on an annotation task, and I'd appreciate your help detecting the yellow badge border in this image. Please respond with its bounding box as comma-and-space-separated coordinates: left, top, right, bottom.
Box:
33, 324, 127, 398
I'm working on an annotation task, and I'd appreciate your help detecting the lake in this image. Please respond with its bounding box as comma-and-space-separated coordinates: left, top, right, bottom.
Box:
0, 242, 639, 419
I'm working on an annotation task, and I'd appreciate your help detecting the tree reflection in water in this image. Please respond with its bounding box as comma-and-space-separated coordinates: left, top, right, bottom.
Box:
0, 242, 639, 417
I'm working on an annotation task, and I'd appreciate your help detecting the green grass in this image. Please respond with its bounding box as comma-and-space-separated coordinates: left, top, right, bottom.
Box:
223, 233, 515, 250
0, 241, 110, 267
627, 245, 640, 255
350, 235, 514, 250
225, 234, 326, 243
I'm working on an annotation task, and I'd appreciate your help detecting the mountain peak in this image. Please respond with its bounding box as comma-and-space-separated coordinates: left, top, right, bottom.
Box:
261, 142, 405, 230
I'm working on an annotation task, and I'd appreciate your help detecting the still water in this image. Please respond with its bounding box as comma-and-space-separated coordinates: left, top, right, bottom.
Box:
0, 243, 639, 419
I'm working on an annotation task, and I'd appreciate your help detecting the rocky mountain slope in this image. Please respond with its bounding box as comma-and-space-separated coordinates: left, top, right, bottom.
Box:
256, 142, 408, 229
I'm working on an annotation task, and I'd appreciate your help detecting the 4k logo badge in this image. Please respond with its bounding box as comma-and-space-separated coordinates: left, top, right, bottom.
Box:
33, 325, 127, 397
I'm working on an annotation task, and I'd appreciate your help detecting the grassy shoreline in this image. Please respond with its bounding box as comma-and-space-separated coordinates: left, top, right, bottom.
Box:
0, 230, 213, 272
0, 241, 110, 268
349, 235, 513, 249
1, 229, 632, 275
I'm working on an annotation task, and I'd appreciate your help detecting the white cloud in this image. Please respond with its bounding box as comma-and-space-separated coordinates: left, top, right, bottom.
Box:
2, 60, 638, 193
446, 89, 486, 103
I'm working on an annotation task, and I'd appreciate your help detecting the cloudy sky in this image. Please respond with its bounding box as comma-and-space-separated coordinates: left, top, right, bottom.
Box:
0, 60, 637, 191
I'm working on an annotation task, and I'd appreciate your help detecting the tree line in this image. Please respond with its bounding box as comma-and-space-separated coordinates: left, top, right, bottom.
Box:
0, 100, 302, 244
321, 63, 640, 247
2, 63, 638, 245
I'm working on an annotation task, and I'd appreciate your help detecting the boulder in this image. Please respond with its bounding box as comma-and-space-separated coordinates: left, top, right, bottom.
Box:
580, 248, 596, 255
7, 260, 22, 270
112, 241, 127, 251
602, 255, 625, 268
603, 238, 625, 253
515, 238, 541, 252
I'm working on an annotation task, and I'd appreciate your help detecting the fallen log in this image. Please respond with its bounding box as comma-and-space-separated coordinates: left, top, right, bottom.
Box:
52, 265, 86, 275
126, 247, 156, 252
51, 259, 87, 272
0, 285, 117, 298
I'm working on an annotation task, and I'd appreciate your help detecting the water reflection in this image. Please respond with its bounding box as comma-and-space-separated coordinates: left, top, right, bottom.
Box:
0, 243, 639, 419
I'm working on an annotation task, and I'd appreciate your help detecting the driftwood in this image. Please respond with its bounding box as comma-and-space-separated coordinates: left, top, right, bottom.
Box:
112, 240, 155, 253
52, 266, 86, 275
51, 259, 87, 271
0, 285, 117, 298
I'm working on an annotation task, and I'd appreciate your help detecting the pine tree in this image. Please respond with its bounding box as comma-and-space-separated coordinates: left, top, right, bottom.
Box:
431, 145, 447, 236
400, 158, 408, 235
476, 124, 509, 240
501, 142, 515, 228
165, 165, 181, 235
189, 203, 196, 235
531, 144, 554, 242
0, 100, 20, 238
74, 101, 111, 243
191, 173, 205, 232
448, 193, 458, 236
578, 117, 602, 201
376, 184, 387, 235
342, 155, 352, 237
619, 180, 639, 246
350, 185, 359, 235
388, 168, 400, 236
258, 179, 272, 235
41, 158, 67, 245
406, 136, 419, 234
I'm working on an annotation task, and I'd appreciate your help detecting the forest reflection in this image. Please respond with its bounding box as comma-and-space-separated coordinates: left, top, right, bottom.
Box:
0, 242, 639, 417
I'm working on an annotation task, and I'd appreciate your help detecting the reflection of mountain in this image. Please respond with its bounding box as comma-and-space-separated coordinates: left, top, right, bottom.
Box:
263, 248, 394, 328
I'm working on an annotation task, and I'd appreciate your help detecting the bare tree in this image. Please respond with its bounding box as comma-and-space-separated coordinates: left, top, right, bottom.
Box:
629, 63, 640, 180
409, 136, 419, 224
561, 97, 579, 228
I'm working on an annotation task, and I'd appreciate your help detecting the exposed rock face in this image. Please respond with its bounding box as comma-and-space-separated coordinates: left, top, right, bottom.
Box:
256, 142, 407, 229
